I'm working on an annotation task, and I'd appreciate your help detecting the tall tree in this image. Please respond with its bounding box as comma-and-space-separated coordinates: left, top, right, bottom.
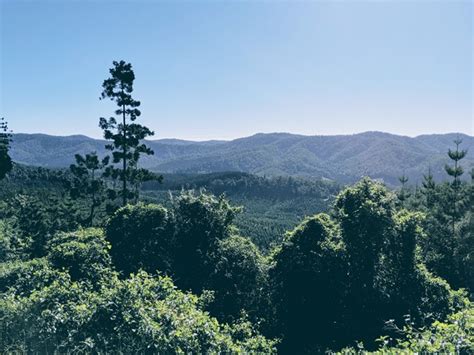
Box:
397, 173, 410, 205
99, 60, 154, 206
335, 178, 393, 341
270, 213, 346, 352
0, 117, 13, 180
68, 152, 109, 226
421, 167, 436, 208
444, 138, 467, 236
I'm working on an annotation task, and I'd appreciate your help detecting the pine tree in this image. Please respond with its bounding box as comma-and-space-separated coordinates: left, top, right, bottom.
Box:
397, 173, 410, 204
68, 152, 109, 226
445, 138, 467, 187
421, 167, 436, 208
99, 60, 154, 206
444, 138, 467, 236
0, 117, 13, 180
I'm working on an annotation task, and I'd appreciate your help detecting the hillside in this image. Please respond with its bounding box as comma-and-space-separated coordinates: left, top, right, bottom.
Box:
10, 132, 474, 185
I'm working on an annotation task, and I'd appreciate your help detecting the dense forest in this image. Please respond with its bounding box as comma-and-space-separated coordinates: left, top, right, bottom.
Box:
1, 63, 473, 353
0, 167, 339, 251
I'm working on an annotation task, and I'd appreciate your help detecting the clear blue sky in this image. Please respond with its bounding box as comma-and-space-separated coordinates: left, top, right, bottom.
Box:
1, 0, 472, 140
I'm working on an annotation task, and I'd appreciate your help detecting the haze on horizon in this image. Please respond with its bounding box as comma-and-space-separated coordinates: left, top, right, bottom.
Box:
1, 0, 472, 141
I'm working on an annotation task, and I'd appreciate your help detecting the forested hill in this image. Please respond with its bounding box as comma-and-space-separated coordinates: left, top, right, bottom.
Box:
10, 131, 474, 185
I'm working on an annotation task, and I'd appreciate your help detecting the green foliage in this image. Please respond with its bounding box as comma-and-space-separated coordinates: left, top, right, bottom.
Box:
1, 168, 471, 353
0, 258, 61, 296
412, 149, 474, 293
6, 194, 79, 258
171, 191, 240, 293
207, 235, 269, 323
0, 117, 13, 180
0, 267, 276, 353
105, 203, 172, 276
2, 166, 338, 252
143, 172, 339, 250
384, 306, 473, 353
445, 138, 468, 186
339, 305, 473, 354
269, 179, 464, 352
99, 60, 156, 206
412, 264, 463, 322
270, 213, 346, 352
0, 220, 22, 262
105, 194, 270, 326
1, 208, 276, 352
47, 229, 112, 284
68, 152, 109, 226
335, 178, 393, 338
87, 271, 276, 353
0, 164, 70, 200
6, 57, 472, 353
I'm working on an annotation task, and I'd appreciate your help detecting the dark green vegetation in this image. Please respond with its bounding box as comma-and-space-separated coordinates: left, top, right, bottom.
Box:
142, 172, 339, 250
10, 131, 474, 185
98, 60, 158, 206
0, 118, 13, 180
1, 164, 472, 352
0, 167, 338, 251
1, 62, 472, 353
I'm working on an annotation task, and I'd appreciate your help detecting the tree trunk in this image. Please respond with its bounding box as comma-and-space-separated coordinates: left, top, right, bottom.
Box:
122, 93, 127, 207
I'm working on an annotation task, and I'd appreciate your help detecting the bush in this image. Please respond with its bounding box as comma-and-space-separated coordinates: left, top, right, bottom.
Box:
171, 191, 240, 293
47, 228, 113, 285
105, 203, 172, 275
0, 268, 276, 353
0, 220, 21, 263
0, 258, 60, 296
338, 304, 474, 354
207, 235, 269, 323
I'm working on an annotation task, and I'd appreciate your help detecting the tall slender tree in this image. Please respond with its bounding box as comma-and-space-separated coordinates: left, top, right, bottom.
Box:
445, 138, 467, 188
397, 173, 410, 204
445, 138, 467, 236
99, 60, 154, 206
421, 167, 436, 208
0, 117, 13, 180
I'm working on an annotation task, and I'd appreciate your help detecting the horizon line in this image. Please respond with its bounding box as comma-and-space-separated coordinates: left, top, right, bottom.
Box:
11, 130, 474, 142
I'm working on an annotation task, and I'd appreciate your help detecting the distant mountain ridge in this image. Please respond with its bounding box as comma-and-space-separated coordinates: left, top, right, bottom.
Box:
10, 131, 474, 185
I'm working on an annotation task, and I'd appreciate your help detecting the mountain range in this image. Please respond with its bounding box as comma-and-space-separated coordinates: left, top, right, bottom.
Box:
9, 131, 474, 186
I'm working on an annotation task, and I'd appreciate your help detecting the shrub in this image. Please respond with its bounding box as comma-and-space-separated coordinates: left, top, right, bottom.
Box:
207, 235, 269, 323
171, 191, 240, 292
105, 203, 172, 275
0, 269, 277, 353
47, 228, 112, 285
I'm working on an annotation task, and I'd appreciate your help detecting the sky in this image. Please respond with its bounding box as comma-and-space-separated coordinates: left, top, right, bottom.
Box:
1, 0, 472, 141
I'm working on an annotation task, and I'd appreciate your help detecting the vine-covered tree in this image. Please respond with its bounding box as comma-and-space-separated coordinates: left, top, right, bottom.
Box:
270, 213, 346, 352
334, 178, 393, 341
105, 203, 173, 275
0, 117, 13, 180
68, 152, 109, 226
99, 60, 155, 206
